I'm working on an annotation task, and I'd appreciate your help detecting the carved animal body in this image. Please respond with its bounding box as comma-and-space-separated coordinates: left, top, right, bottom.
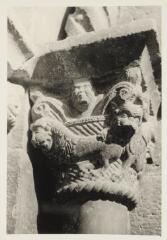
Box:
31, 115, 147, 177
97, 127, 147, 174
30, 81, 153, 208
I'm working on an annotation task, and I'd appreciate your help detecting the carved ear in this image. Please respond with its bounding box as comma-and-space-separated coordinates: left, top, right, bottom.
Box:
30, 117, 53, 131
30, 89, 43, 103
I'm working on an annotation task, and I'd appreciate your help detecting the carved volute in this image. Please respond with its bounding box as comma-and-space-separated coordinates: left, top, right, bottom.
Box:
28, 20, 160, 233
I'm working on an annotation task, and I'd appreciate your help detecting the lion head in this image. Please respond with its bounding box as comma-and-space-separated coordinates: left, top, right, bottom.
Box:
30, 118, 54, 152
103, 82, 149, 140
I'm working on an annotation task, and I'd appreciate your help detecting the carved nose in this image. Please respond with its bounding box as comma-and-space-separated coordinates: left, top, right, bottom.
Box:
31, 137, 45, 147
39, 139, 46, 144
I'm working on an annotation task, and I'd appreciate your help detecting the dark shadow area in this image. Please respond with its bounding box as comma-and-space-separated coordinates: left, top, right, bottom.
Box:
27, 131, 56, 233
157, 103, 161, 120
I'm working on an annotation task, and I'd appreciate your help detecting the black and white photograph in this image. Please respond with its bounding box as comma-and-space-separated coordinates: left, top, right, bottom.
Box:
4, 2, 163, 237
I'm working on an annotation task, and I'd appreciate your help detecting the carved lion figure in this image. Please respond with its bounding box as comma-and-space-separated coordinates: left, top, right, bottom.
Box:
30, 81, 155, 208
30, 82, 151, 173
30, 116, 105, 165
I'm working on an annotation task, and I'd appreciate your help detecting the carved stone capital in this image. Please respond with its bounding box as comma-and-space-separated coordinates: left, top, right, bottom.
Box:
30, 82, 152, 209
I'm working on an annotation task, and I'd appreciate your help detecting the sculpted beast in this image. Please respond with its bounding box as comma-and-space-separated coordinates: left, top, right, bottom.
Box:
30, 82, 154, 208
31, 82, 151, 169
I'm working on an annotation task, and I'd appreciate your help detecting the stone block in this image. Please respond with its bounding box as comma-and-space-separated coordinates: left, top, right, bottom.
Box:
15, 19, 159, 94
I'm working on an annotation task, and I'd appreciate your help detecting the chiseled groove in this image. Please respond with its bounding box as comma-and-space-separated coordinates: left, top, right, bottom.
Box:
74, 125, 90, 136
82, 124, 97, 135
92, 122, 104, 131
69, 126, 81, 136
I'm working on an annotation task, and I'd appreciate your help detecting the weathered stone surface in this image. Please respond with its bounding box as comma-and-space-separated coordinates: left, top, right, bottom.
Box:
32, 19, 160, 91
130, 120, 161, 235
8, 19, 160, 92
79, 201, 130, 234
7, 82, 25, 133
130, 174, 161, 235
29, 76, 156, 233
65, 7, 161, 113
7, 92, 38, 233
7, 149, 37, 233
7, 7, 161, 235
7, 149, 20, 233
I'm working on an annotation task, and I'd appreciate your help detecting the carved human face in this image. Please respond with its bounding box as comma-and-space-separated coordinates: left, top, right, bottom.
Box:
70, 79, 95, 113
31, 125, 53, 152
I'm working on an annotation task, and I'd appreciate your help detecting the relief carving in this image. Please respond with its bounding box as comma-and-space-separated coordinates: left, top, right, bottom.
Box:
69, 78, 98, 117
30, 81, 153, 210
28, 21, 160, 233
6, 7, 161, 234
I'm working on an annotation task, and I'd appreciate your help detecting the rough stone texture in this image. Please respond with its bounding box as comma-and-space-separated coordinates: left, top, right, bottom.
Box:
130, 173, 161, 235
8, 19, 159, 93
7, 92, 38, 233
31, 37, 160, 233
130, 121, 161, 235
65, 7, 161, 114
79, 201, 130, 234
7, 149, 20, 233
7, 82, 25, 133
140, 47, 161, 116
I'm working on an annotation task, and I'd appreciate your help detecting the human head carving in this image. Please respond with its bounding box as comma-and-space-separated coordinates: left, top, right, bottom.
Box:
70, 78, 96, 113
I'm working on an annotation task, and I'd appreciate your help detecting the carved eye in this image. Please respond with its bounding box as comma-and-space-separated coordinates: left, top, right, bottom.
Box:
37, 104, 46, 112
121, 113, 127, 118
119, 88, 131, 100
44, 126, 52, 133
